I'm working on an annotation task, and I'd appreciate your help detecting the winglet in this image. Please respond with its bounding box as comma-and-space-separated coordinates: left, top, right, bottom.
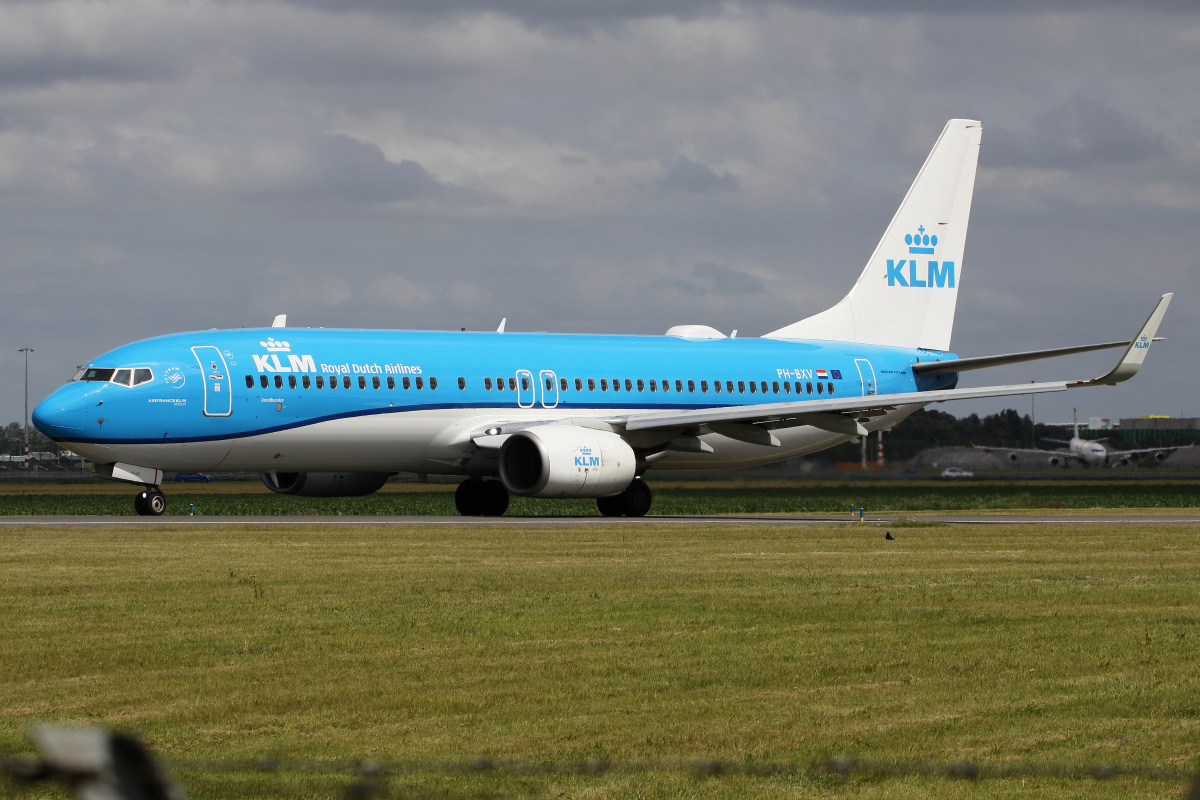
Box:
497, 318, 507, 333
1071, 293, 1172, 387
271, 314, 287, 328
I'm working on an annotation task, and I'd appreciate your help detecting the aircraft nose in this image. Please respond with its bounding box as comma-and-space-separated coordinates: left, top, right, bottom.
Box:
32, 391, 88, 439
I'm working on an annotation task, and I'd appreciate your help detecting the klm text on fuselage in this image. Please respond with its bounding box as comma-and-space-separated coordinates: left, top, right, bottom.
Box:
886, 260, 955, 288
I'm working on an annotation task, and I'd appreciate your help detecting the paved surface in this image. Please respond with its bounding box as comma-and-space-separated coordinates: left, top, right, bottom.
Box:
2, 513, 1199, 527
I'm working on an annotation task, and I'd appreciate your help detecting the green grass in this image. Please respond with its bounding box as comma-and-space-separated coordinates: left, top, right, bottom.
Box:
2, 522, 1200, 798
0, 481, 1197, 515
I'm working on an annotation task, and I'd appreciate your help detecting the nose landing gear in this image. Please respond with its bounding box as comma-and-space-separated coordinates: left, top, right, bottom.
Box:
134, 488, 166, 516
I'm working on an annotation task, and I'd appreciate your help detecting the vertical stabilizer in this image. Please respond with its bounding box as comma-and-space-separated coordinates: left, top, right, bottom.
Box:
764, 119, 982, 351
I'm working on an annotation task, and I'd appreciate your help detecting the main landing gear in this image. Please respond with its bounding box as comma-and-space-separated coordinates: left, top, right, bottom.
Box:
455, 478, 510, 517
596, 478, 652, 518
134, 487, 166, 517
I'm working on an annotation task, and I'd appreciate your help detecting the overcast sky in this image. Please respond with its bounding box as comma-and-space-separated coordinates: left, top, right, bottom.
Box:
2, 0, 1197, 428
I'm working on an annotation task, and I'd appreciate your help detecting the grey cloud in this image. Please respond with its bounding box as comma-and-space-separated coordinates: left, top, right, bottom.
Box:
660, 155, 737, 193
986, 96, 1170, 168
299, 134, 447, 203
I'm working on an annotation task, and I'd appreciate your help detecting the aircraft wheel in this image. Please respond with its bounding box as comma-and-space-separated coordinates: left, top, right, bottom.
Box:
136, 489, 166, 517
596, 495, 623, 517
480, 480, 510, 517
619, 478, 652, 518
454, 479, 484, 516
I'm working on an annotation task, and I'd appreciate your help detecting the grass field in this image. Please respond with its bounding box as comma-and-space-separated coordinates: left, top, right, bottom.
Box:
0, 478, 1197, 516
3, 521, 1200, 798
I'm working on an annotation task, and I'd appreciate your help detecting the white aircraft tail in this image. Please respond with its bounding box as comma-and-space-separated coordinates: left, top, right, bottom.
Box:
764, 119, 982, 351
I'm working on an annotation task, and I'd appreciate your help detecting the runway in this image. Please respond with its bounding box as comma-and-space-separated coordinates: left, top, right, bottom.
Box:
2, 512, 1199, 527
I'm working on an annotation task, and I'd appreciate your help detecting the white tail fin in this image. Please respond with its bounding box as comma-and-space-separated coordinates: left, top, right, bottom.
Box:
764, 119, 982, 351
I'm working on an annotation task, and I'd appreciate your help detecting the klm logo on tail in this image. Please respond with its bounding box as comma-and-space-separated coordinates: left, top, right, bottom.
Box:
888, 225, 955, 288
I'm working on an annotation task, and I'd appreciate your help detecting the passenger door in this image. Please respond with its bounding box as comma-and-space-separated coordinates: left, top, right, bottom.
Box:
539, 370, 559, 408
192, 346, 232, 416
854, 358, 877, 397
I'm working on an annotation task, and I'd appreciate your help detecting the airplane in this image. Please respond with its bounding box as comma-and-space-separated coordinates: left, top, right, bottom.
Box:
31, 119, 1175, 517
978, 409, 1184, 467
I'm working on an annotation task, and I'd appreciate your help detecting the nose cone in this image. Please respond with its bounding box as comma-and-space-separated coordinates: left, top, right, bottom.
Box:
32, 386, 89, 440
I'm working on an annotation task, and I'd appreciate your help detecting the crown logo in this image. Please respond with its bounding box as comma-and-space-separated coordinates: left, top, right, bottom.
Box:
260, 337, 290, 352
905, 225, 937, 254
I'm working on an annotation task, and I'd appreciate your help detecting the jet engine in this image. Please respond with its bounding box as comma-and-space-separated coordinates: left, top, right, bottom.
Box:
1008, 453, 1019, 462
499, 425, 636, 498
261, 472, 391, 497
1047, 456, 1062, 467
1154, 451, 1167, 462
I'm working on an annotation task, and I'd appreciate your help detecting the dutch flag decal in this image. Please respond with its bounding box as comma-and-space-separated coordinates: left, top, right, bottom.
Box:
816, 369, 828, 379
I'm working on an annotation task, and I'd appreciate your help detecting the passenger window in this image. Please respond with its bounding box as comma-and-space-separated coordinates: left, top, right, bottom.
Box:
303, 376, 311, 389
725, 381, 733, 393
343, 376, 351, 389
317, 376, 325, 389
700, 380, 708, 393
783, 382, 791, 394
430, 377, 437, 390
416, 377, 424, 390
545, 377, 553, 391
358, 376, 366, 389
661, 379, 669, 393
649, 380, 656, 392
387, 376, 395, 390
714, 380, 722, 394
587, 378, 595, 391
612, 379, 620, 392
576, 378, 584, 391
637, 379, 644, 392
287, 375, 296, 389
260, 375, 268, 388
134, 369, 153, 385
403, 376, 411, 390
806, 381, 813, 394
817, 382, 824, 395
561, 377, 568, 391
245, 375, 254, 388
687, 380, 695, 392
674, 380, 681, 393
761, 381, 768, 393
521, 376, 530, 391
485, 377, 493, 390
738, 381, 745, 393
458, 377, 465, 390
601, 378, 608, 391
372, 376, 380, 389
112, 369, 133, 386
330, 376, 337, 389
749, 381, 756, 394
827, 382, 834, 395
275, 375, 283, 389
625, 379, 633, 392
495, 377, 503, 391
508, 377, 516, 391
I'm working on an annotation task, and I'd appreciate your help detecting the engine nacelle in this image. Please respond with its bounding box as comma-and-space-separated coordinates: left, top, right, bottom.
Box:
499, 426, 636, 498
1154, 451, 1167, 462
1047, 456, 1062, 467
260, 472, 390, 497
1008, 452, 1019, 462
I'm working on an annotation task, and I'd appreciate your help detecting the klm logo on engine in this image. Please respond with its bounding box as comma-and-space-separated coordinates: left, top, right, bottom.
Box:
888, 225, 955, 288
575, 446, 600, 467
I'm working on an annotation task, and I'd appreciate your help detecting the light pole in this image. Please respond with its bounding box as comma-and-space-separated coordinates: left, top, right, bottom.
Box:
18, 348, 33, 467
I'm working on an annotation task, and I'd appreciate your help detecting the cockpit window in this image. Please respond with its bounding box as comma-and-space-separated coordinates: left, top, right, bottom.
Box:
133, 368, 153, 385
79, 368, 115, 382
112, 369, 133, 386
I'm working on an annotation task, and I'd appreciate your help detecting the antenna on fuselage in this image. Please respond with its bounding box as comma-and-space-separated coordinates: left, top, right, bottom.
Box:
271, 314, 287, 328
497, 318, 507, 333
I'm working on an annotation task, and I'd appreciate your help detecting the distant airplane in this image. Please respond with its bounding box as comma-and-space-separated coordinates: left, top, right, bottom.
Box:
32, 120, 1174, 516
979, 409, 1183, 467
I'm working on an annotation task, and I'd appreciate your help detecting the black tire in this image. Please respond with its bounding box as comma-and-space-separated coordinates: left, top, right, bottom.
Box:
620, 479, 652, 517
136, 490, 166, 517
134, 492, 150, 516
480, 480, 510, 517
454, 479, 483, 516
596, 494, 623, 517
